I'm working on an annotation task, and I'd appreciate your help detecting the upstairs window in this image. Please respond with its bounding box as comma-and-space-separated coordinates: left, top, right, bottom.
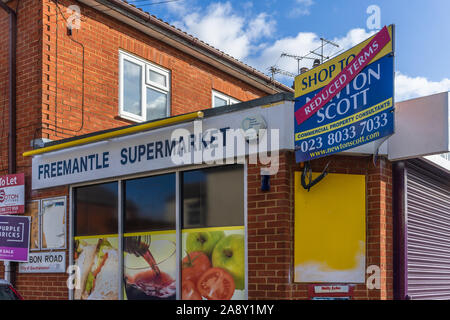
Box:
212, 90, 240, 108
119, 51, 170, 122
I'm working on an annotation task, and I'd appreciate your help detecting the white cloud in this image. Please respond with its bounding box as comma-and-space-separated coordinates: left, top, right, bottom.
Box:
289, 0, 315, 17
172, 2, 276, 60
395, 72, 450, 102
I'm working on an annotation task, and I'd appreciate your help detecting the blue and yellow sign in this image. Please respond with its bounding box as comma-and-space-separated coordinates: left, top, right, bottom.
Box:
294, 25, 395, 162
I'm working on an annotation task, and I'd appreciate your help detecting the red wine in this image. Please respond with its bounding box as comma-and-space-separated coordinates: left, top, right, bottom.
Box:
126, 270, 176, 299
142, 249, 161, 276
125, 246, 175, 300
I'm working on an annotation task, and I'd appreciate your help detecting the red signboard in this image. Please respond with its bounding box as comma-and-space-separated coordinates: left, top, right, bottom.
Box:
0, 173, 25, 215
295, 26, 391, 125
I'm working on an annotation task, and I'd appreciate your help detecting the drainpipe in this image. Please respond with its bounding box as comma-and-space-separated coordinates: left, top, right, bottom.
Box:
0, 1, 18, 283
393, 161, 407, 299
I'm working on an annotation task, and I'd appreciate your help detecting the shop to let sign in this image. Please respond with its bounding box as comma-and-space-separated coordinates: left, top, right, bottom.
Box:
0, 215, 30, 262
294, 25, 395, 163
0, 173, 25, 214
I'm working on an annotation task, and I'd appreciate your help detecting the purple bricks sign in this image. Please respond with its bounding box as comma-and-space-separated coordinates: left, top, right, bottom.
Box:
0, 215, 30, 262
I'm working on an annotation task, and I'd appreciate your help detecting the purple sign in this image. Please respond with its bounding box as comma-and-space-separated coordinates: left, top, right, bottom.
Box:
0, 215, 30, 262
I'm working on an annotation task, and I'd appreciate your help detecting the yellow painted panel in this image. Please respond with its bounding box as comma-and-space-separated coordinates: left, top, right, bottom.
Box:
294, 172, 366, 283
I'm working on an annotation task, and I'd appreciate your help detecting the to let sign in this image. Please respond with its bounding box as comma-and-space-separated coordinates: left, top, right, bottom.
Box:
0, 215, 30, 262
0, 173, 25, 214
294, 25, 395, 163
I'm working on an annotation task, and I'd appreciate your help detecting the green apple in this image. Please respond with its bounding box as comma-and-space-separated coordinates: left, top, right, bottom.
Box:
186, 231, 225, 257
212, 234, 245, 290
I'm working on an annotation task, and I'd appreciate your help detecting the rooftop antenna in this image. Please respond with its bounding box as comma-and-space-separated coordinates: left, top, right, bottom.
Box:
268, 66, 296, 80
317, 37, 340, 64
280, 37, 340, 73
280, 53, 316, 75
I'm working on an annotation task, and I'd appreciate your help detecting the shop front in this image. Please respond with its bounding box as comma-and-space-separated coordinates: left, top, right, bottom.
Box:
27, 94, 294, 300
19, 90, 450, 300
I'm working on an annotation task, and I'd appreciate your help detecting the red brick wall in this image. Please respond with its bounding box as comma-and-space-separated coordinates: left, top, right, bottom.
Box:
0, 5, 9, 175
39, 0, 267, 141
247, 152, 393, 300
1, 0, 43, 177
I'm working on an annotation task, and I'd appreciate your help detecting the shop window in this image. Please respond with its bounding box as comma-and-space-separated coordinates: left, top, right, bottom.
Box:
72, 165, 245, 300
119, 51, 170, 122
182, 166, 244, 228
73, 182, 119, 300
123, 173, 177, 300
212, 90, 240, 108
74, 182, 118, 236
181, 165, 246, 300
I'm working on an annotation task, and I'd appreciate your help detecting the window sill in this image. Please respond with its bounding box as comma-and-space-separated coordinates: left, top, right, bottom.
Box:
114, 115, 142, 124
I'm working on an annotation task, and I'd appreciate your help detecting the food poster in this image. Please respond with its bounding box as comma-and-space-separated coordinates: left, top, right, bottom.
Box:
73, 236, 119, 300
181, 226, 245, 300
294, 172, 366, 283
123, 231, 177, 300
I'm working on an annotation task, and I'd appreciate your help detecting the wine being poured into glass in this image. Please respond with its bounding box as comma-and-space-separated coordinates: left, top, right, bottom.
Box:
124, 235, 176, 300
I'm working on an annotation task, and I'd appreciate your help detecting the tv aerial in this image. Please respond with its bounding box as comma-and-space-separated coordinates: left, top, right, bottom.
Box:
280, 37, 340, 75
268, 66, 296, 80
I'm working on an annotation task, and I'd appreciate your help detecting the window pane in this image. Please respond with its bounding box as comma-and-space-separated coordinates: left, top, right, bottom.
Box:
124, 174, 176, 233
73, 182, 119, 300
74, 182, 118, 236
149, 69, 167, 87
182, 165, 244, 229
123, 173, 176, 300
146, 87, 167, 121
181, 165, 245, 300
123, 59, 142, 116
214, 96, 228, 108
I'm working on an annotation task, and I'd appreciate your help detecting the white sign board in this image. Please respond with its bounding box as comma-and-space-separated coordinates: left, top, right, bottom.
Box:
18, 251, 66, 273
31, 102, 294, 189
388, 91, 449, 161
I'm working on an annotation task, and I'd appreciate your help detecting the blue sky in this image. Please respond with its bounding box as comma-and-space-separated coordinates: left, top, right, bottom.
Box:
128, 0, 450, 101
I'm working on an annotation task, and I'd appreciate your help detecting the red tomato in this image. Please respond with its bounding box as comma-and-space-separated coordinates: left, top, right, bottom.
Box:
182, 251, 211, 283
197, 267, 235, 300
181, 280, 202, 300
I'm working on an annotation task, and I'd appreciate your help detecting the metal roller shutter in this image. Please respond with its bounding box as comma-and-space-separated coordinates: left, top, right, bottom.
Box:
406, 162, 450, 300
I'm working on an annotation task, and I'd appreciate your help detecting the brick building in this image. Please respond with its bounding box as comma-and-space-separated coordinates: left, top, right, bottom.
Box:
0, 0, 289, 300
1, 0, 447, 301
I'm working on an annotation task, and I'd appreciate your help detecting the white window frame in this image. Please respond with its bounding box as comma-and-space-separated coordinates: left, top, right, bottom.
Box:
212, 90, 240, 108
119, 51, 170, 122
